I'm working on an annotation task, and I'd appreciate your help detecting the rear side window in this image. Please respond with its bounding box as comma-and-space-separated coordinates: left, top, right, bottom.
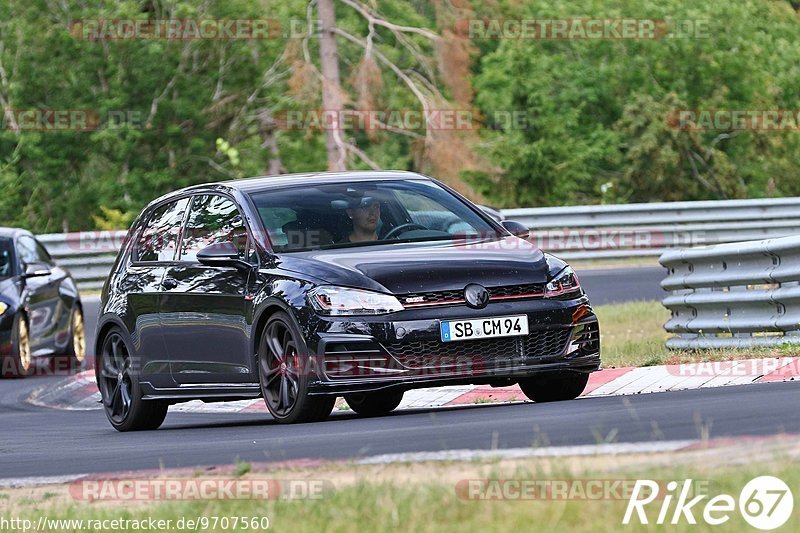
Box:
135, 198, 190, 262
178, 195, 248, 262
17, 236, 46, 265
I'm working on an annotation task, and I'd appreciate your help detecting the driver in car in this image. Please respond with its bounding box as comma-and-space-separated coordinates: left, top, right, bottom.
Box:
344, 196, 381, 243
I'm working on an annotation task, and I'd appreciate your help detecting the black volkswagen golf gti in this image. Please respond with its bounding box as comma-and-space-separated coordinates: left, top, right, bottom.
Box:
97, 171, 600, 431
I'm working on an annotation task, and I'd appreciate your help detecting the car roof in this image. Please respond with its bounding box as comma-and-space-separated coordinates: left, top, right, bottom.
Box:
0, 227, 34, 239
225, 170, 429, 193
145, 171, 432, 209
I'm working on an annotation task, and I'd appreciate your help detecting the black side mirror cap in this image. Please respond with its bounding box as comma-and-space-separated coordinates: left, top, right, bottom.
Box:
500, 220, 530, 239
196, 242, 252, 270
24, 262, 52, 278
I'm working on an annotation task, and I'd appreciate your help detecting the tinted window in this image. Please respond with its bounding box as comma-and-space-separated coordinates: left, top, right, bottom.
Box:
178, 195, 248, 262
135, 198, 190, 262
17, 236, 44, 265
0, 238, 13, 278
249, 179, 498, 252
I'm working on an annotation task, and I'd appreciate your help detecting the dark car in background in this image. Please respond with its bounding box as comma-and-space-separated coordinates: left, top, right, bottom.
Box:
0, 228, 85, 377
96, 171, 600, 431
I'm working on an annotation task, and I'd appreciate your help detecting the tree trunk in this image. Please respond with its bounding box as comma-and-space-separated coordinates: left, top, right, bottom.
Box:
257, 108, 286, 175
318, 0, 346, 171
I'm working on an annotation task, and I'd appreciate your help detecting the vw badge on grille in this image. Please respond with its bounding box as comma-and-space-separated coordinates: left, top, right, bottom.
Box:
464, 284, 489, 309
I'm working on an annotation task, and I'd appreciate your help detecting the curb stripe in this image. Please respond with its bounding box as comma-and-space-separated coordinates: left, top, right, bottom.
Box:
28, 358, 800, 413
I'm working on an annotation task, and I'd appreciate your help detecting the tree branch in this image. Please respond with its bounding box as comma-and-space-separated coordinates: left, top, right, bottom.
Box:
335, 28, 436, 114
146, 43, 192, 128
339, 0, 440, 41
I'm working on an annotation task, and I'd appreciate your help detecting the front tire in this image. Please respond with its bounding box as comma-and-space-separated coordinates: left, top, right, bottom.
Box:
1, 315, 32, 378
344, 391, 404, 417
97, 327, 168, 431
518, 371, 589, 403
258, 312, 334, 424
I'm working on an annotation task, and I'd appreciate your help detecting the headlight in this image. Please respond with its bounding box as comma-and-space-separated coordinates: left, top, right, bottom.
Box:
545, 267, 582, 298
0, 302, 7, 316
308, 286, 404, 316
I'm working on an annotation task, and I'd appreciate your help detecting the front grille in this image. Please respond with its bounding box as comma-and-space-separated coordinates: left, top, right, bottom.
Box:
400, 283, 546, 308
401, 289, 464, 306
384, 328, 571, 369
489, 283, 545, 299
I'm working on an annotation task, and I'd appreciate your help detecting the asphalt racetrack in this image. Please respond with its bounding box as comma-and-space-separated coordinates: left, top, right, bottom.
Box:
7, 264, 789, 482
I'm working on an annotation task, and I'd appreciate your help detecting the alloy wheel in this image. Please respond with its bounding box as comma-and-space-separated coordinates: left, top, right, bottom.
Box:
98, 332, 133, 424
71, 309, 86, 363
259, 319, 302, 418
18, 318, 31, 372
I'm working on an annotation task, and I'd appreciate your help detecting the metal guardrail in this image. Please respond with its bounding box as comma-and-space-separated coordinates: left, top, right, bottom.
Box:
502, 197, 800, 261
36, 197, 800, 291
659, 235, 800, 349
38, 231, 126, 292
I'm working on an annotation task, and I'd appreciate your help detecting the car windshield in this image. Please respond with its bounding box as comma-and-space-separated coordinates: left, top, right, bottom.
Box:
0, 238, 13, 279
249, 179, 499, 252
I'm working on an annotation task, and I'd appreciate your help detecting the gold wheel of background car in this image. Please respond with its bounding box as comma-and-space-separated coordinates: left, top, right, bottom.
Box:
17, 317, 31, 373
70, 308, 86, 364
2, 316, 32, 378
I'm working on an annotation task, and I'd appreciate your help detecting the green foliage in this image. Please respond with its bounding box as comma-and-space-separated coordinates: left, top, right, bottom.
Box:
92, 206, 136, 231
0, 0, 798, 231
469, 0, 800, 206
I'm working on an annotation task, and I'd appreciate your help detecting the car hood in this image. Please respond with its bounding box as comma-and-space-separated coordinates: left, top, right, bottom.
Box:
274, 236, 549, 294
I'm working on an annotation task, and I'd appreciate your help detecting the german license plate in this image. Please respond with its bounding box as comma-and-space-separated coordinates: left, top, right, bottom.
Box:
440, 315, 529, 342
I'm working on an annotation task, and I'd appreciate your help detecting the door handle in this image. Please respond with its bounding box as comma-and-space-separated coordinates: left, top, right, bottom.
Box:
161, 277, 178, 290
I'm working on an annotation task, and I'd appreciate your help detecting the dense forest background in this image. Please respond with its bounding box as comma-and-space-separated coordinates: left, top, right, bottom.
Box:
1, 0, 799, 232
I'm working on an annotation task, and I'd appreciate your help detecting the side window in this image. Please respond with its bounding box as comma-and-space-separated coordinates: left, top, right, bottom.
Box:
16, 236, 42, 266
34, 239, 53, 265
179, 195, 249, 263
135, 198, 190, 262
0, 239, 13, 278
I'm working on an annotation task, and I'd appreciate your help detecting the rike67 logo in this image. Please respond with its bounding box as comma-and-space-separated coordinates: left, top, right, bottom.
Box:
623, 476, 793, 530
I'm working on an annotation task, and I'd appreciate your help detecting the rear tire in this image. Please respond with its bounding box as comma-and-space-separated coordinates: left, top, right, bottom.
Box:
518, 371, 589, 403
258, 311, 335, 424
1, 314, 32, 378
97, 327, 168, 431
344, 390, 404, 417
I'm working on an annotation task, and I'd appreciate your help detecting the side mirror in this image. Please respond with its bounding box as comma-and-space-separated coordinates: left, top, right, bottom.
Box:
24, 262, 51, 278
196, 242, 251, 270
500, 220, 530, 239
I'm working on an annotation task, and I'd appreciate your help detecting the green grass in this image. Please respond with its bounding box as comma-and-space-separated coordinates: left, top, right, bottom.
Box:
595, 300, 800, 368
232, 460, 252, 477
594, 301, 672, 367
6, 460, 798, 532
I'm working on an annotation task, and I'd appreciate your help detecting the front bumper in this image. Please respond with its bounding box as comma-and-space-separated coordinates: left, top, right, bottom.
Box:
304, 295, 600, 395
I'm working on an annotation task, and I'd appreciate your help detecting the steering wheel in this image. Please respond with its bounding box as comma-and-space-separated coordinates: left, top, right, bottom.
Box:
383, 223, 428, 240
